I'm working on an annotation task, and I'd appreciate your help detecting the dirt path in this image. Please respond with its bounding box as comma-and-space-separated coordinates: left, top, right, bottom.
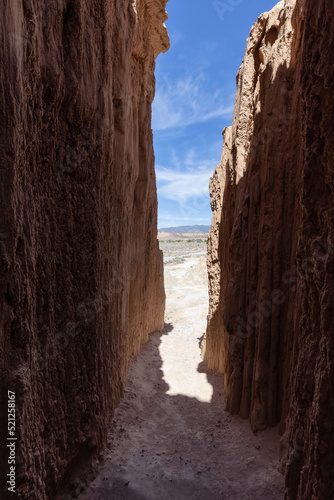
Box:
77, 255, 285, 500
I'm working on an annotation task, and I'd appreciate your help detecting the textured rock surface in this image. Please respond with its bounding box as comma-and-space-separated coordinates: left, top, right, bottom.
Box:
204, 0, 298, 431
0, 0, 167, 498
204, 0, 334, 498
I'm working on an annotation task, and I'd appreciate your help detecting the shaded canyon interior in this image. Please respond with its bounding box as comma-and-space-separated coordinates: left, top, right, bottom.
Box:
0, 0, 167, 497
203, 0, 334, 498
0, 0, 333, 499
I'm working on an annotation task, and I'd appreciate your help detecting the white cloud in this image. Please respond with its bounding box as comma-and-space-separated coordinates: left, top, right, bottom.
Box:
156, 155, 215, 227
158, 214, 210, 224
156, 147, 218, 206
157, 165, 211, 203
153, 72, 234, 131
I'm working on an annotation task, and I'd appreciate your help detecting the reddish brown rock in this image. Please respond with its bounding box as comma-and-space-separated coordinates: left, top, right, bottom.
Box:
284, 1, 334, 498
204, 0, 334, 497
0, 0, 168, 498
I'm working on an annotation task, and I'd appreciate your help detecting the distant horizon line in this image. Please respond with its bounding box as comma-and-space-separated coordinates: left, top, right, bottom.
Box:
158, 224, 211, 232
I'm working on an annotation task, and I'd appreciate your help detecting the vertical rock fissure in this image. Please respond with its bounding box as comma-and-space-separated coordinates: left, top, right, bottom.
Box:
0, 1, 169, 498
204, 0, 334, 498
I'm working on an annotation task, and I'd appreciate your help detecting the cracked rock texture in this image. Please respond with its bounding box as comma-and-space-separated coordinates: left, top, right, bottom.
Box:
203, 0, 334, 498
0, 0, 167, 498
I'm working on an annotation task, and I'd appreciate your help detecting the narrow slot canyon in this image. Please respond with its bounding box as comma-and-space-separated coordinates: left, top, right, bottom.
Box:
0, 0, 333, 499
76, 252, 284, 499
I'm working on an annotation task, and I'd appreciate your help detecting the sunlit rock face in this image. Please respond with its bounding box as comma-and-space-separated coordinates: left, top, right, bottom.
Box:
204, 0, 334, 497
0, 0, 167, 497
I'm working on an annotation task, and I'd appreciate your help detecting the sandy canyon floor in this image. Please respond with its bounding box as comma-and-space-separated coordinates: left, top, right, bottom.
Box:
75, 238, 285, 500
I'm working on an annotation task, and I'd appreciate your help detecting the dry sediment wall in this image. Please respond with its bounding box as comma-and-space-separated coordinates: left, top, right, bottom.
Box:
204, 0, 334, 497
0, 1, 168, 497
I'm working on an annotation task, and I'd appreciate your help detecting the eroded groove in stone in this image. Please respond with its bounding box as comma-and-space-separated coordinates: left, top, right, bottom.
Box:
0, 1, 168, 498
204, 0, 334, 497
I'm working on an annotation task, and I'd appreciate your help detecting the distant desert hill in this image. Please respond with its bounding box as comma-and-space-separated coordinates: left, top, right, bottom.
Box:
158, 232, 208, 242
158, 225, 210, 234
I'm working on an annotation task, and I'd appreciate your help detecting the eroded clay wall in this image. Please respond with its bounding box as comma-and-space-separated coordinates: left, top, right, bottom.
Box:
204, 0, 334, 497
0, 0, 167, 497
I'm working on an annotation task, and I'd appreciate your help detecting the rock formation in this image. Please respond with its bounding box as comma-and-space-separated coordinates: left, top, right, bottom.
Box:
204, 0, 334, 498
0, 0, 168, 497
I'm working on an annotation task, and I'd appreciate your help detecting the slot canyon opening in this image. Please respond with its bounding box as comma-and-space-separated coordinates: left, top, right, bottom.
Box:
75, 1, 288, 499
76, 246, 285, 500
2, 0, 333, 498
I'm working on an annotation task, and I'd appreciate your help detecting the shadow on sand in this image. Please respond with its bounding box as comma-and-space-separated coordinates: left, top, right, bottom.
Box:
68, 322, 284, 500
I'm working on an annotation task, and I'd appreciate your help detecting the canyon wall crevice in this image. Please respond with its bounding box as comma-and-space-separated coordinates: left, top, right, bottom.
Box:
204, 0, 334, 498
0, 0, 168, 498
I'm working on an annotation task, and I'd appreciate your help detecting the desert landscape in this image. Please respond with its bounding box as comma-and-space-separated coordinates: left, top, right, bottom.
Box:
158, 232, 207, 264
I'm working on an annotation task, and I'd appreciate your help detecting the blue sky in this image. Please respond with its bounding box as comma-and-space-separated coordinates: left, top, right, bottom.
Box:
153, 0, 277, 229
